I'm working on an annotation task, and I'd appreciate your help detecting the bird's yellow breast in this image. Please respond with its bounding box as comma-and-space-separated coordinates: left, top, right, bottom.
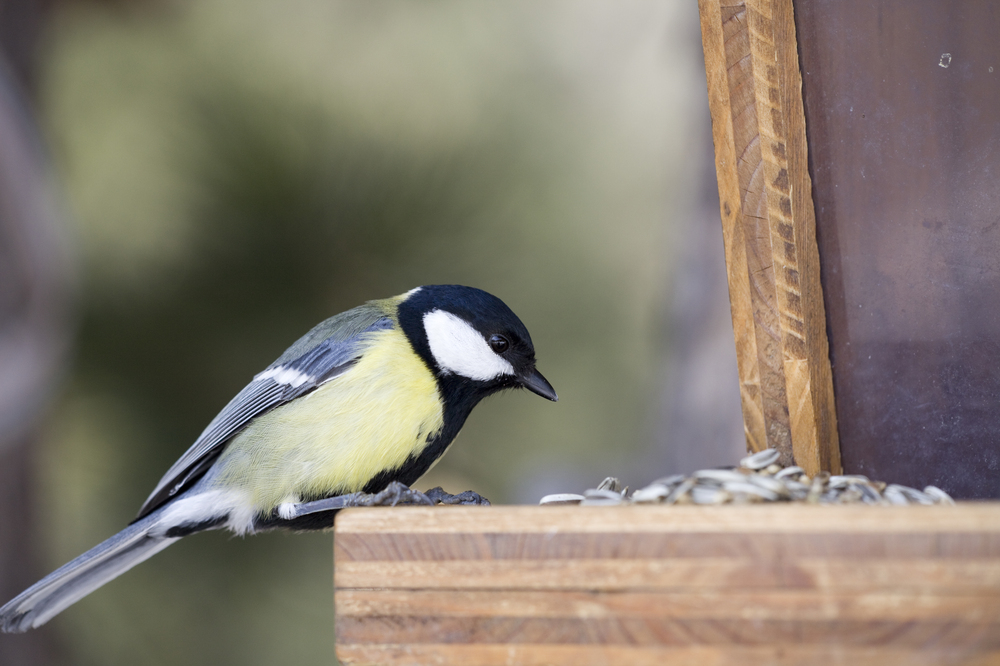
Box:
212, 326, 444, 512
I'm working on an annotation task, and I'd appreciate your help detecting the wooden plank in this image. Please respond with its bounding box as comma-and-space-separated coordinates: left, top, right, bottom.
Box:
334, 505, 1000, 665
336, 559, 1000, 591
333, 503, 1000, 534
698, 0, 840, 473
774, 0, 839, 476
336, 531, 1000, 561
336, 644, 1000, 666
698, 0, 767, 454
338, 589, 1000, 621
337, 615, 1000, 647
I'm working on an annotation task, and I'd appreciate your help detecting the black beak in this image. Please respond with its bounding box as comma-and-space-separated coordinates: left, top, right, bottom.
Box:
518, 367, 558, 402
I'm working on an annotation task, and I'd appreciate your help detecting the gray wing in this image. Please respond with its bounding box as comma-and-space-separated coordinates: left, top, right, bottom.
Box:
135, 304, 394, 520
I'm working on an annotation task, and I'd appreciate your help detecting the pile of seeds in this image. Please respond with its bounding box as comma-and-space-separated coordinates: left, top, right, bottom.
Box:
539, 448, 955, 506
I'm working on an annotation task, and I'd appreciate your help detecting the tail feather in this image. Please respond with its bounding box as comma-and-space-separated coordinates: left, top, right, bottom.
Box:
0, 514, 178, 633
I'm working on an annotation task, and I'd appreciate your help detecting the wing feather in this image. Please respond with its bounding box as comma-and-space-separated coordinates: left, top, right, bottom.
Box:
135, 307, 394, 519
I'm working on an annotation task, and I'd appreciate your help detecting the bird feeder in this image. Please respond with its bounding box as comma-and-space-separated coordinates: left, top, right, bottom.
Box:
334, 1, 1000, 662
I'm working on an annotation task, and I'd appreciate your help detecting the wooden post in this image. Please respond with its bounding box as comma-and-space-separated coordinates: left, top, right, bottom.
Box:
698, 0, 840, 474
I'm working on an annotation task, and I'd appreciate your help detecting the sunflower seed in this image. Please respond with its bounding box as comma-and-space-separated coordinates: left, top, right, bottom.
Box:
664, 477, 696, 505
835, 487, 863, 504
630, 483, 671, 503
580, 496, 625, 506
596, 477, 625, 494
857, 483, 883, 504
584, 488, 626, 501
923, 485, 955, 505
740, 448, 781, 470
775, 466, 805, 480
746, 475, 789, 496
829, 475, 871, 489
694, 468, 747, 484
883, 485, 910, 505
782, 480, 810, 501
820, 489, 842, 503
651, 474, 686, 489
893, 484, 936, 505
544, 452, 959, 509
539, 493, 585, 505
722, 481, 781, 501
806, 472, 830, 504
691, 486, 729, 505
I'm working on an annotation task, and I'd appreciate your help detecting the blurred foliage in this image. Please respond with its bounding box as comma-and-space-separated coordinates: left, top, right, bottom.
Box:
28, 0, 705, 663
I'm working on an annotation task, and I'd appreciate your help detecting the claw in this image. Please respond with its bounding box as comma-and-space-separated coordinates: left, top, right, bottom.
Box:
424, 486, 491, 506
348, 481, 435, 507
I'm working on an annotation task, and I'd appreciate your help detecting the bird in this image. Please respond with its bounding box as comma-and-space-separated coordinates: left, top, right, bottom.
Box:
0, 284, 557, 633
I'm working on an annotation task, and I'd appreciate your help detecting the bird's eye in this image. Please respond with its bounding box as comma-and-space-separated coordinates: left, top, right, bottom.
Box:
488, 334, 510, 354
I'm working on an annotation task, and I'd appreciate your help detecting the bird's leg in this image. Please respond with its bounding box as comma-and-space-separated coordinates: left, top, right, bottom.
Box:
277, 482, 434, 518
256, 483, 434, 528
284, 494, 362, 518
272, 482, 490, 523
423, 486, 491, 506
254, 494, 361, 529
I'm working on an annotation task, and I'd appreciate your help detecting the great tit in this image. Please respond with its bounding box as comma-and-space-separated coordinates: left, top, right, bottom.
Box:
0, 284, 557, 633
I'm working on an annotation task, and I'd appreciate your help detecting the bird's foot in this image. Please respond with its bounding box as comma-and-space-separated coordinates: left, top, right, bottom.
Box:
345, 481, 435, 507
424, 486, 491, 506
341, 482, 491, 507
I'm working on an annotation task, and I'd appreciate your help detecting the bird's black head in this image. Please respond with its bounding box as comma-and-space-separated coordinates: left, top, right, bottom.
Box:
397, 285, 558, 403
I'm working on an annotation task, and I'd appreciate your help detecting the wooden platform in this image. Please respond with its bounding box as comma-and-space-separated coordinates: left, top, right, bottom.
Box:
334, 504, 1000, 665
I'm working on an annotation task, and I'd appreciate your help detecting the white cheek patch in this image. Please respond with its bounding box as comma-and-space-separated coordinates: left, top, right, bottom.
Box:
422, 310, 515, 381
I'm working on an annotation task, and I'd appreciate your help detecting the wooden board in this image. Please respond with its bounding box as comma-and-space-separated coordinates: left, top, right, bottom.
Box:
698, 0, 840, 474
334, 504, 1000, 665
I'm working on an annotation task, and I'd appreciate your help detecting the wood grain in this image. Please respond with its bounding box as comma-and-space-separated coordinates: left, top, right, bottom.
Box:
337, 589, 1000, 621
333, 503, 1000, 534
334, 505, 1000, 665
336, 644, 1000, 666
337, 559, 1000, 591
698, 0, 840, 473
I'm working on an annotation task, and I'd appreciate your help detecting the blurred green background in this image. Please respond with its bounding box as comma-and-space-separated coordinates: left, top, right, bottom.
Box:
0, 1, 745, 663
